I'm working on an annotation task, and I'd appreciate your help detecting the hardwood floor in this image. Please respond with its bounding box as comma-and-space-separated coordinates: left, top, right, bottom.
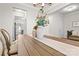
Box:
44, 35, 79, 47
17, 35, 65, 56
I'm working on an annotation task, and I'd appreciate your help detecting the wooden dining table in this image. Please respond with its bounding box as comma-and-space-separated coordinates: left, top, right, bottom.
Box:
17, 34, 65, 56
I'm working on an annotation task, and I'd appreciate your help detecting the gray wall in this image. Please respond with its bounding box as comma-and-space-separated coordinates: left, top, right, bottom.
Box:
0, 4, 38, 40
0, 4, 14, 40
48, 12, 64, 37
63, 11, 79, 37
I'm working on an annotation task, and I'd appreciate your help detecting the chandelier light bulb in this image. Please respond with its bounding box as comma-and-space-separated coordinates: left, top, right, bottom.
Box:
41, 3, 45, 6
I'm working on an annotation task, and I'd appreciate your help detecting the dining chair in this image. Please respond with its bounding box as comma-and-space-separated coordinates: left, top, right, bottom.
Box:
0, 28, 18, 56
0, 31, 8, 56
0, 38, 5, 56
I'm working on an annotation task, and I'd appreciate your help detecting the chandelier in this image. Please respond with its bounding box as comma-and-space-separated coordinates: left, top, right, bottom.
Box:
33, 3, 50, 27
33, 3, 52, 8
33, 3, 52, 14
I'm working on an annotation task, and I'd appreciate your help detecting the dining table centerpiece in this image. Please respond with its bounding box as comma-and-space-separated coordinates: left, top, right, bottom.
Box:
34, 8, 49, 39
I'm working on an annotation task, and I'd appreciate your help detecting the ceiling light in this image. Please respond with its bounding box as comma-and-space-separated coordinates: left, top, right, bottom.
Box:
63, 5, 77, 12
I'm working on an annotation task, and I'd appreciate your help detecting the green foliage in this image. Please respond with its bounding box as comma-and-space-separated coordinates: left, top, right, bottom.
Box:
36, 17, 46, 27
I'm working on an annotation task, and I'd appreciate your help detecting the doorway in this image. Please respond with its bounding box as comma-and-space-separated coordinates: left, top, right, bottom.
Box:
13, 8, 27, 40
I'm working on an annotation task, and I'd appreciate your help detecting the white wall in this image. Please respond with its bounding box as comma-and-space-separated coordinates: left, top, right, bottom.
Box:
63, 11, 79, 37
0, 3, 38, 40
26, 8, 38, 36
48, 10, 79, 38
0, 4, 14, 40
48, 12, 64, 37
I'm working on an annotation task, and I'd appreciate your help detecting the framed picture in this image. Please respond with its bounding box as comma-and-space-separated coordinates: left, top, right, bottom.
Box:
72, 21, 79, 27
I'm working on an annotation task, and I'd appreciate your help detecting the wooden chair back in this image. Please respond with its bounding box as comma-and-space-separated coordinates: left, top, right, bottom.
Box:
0, 29, 11, 55
0, 31, 6, 56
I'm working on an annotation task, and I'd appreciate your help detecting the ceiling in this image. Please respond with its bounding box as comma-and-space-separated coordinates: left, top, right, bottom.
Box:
0, 3, 73, 14
19, 3, 70, 14
21, 3, 60, 9
57, 3, 79, 14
